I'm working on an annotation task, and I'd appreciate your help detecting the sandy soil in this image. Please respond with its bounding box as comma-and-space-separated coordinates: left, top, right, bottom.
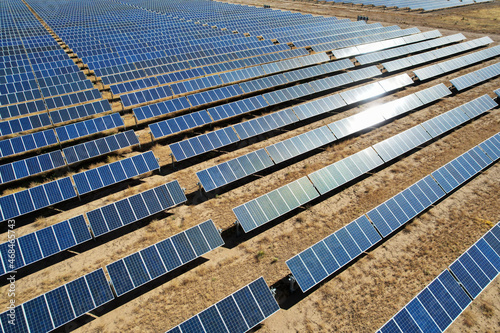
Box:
1, 1, 499, 333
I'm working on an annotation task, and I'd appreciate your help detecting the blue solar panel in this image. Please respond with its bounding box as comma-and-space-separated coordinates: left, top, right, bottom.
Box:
50, 99, 112, 124
197, 148, 274, 192
107, 219, 223, 296
0, 177, 76, 221
308, 147, 383, 195
73, 151, 158, 195
378, 221, 500, 333
0, 268, 113, 333
233, 176, 319, 233
0, 215, 90, 276
55, 113, 124, 143
63, 130, 139, 164
166, 277, 279, 333
0, 150, 66, 183
170, 127, 239, 162
0, 129, 57, 158
86, 181, 186, 237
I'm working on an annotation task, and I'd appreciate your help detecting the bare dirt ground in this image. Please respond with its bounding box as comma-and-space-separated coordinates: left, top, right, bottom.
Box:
1, 1, 499, 333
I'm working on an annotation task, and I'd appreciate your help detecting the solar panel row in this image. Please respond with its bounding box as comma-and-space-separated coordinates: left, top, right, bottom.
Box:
169, 69, 415, 162
166, 277, 280, 333
197, 83, 451, 192
357, 33, 465, 66
55, 112, 124, 143
378, 222, 500, 333
0, 150, 65, 185
414, 44, 500, 81
86, 180, 186, 237
107, 219, 224, 296
233, 95, 497, 234
112, 52, 330, 99
287, 132, 499, 292
0, 112, 51, 137
451, 62, 500, 91
136, 57, 352, 123
0, 215, 91, 275
0, 177, 76, 222
63, 129, 139, 164
73, 151, 159, 195
313, 27, 421, 53
0, 130, 138, 186
0, 268, 114, 333
333, 30, 442, 59
383, 37, 493, 72
0, 128, 58, 158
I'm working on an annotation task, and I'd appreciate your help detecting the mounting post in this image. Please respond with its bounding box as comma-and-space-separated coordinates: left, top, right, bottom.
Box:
288, 275, 298, 293
170, 153, 175, 168
149, 131, 154, 144
156, 157, 160, 173
137, 134, 141, 149
234, 220, 241, 236
74, 185, 81, 201
197, 182, 202, 195
134, 115, 138, 127
270, 287, 277, 298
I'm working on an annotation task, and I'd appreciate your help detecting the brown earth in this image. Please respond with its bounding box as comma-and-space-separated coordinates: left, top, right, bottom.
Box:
1, 1, 500, 333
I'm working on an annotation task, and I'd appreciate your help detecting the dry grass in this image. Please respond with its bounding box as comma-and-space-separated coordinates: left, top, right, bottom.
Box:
480, 301, 495, 319
462, 310, 477, 328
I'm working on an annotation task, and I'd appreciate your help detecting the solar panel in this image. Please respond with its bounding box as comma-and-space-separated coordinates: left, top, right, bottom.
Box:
372, 125, 432, 162
44, 89, 102, 111
50, 99, 112, 124
266, 126, 336, 164
378, 222, 500, 333
73, 151, 159, 195
86, 180, 186, 237
289, 132, 499, 293
421, 95, 497, 138
414, 83, 451, 105
55, 113, 124, 143
165, 277, 279, 333
0, 112, 51, 136
431, 146, 494, 194
286, 215, 381, 292
414, 44, 500, 81
233, 177, 319, 233
63, 130, 139, 164
134, 96, 191, 121
378, 74, 414, 93
0, 177, 76, 222
107, 219, 223, 296
0, 268, 114, 333
327, 107, 386, 140
169, 127, 239, 162
308, 147, 384, 195
149, 110, 213, 139
197, 148, 274, 192
450, 62, 500, 91
340, 82, 386, 105
0, 215, 91, 275
356, 32, 463, 66
0, 150, 65, 184
0, 128, 57, 158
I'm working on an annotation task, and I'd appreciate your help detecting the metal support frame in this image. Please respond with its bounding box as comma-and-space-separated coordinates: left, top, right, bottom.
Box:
288, 275, 298, 293
234, 220, 241, 236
